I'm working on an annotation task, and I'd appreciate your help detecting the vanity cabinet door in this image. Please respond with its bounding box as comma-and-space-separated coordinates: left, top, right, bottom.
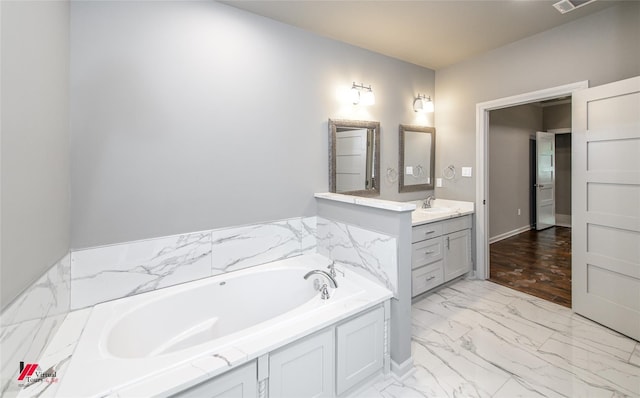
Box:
411, 237, 443, 269
444, 229, 472, 281
412, 261, 444, 296
411, 222, 443, 243
175, 361, 257, 398
269, 328, 334, 398
336, 306, 384, 395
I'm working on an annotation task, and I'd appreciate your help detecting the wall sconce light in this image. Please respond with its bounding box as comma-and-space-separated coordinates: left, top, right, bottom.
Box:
413, 94, 434, 113
351, 82, 375, 106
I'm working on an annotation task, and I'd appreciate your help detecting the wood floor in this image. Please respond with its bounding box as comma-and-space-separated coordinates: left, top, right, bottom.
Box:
489, 226, 572, 307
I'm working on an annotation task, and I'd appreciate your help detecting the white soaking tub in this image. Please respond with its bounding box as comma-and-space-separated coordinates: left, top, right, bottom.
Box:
54, 254, 392, 397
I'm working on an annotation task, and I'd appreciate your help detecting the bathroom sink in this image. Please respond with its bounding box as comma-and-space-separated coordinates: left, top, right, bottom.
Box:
418, 207, 452, 214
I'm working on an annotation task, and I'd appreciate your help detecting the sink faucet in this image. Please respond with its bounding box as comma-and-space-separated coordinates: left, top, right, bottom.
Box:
422, 195, 435, 208
304, 270, 338, 299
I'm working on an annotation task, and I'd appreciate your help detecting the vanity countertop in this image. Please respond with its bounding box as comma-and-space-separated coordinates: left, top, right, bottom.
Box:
315, 192, 416, 212
410, 198, 474, 226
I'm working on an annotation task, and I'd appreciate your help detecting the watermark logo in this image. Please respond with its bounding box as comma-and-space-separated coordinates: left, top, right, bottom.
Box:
17, 362, 39, 381
17, 362, 58, 387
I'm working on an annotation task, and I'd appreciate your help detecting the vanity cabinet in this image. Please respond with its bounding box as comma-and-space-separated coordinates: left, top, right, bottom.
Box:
411, 215, 472, 297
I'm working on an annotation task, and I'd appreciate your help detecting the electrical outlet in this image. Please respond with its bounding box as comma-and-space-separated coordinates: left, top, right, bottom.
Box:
518, 208, 521, 216
436, 178, 443, 187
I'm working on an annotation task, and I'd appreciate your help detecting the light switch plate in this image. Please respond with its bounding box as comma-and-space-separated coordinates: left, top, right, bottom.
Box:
436, 178, 443, 187
461, 167, 472, 177
406, 166, 413, 174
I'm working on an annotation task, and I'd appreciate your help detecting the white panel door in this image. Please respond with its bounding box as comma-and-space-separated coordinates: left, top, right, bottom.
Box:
573, 76, 640, 341
335, 128, 368, 193
536, 131, 556, 230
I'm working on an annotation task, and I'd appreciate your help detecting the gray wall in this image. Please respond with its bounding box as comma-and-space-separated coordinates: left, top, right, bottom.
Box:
70, 1, 436, 249
435, 2, 640, 203
543, 103, 571, 131
0, 1, 70, 309
489, 105, 542, 239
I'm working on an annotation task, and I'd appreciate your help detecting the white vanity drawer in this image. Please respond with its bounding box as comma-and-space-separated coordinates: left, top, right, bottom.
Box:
412, 223, 443, 243
442, 215, 472, 234
412, 261, 444, 296
411, 237, 443, 269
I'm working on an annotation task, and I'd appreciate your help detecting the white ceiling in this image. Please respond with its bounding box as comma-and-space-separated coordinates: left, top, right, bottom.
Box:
221, 0, 624, 70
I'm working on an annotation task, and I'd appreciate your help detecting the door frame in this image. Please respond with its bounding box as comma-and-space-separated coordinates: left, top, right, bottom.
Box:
474, 81, 589, 280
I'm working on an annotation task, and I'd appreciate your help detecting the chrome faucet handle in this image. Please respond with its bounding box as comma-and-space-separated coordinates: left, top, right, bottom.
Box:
327, 261, 345, 278
320, 284, 330, 300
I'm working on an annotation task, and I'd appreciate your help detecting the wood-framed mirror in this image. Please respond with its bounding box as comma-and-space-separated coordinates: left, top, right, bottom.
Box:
399, 124, 435, 192
328, 119, 380, 197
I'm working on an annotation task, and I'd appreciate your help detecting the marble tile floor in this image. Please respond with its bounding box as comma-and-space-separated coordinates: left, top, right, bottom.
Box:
354, 279, 640, 398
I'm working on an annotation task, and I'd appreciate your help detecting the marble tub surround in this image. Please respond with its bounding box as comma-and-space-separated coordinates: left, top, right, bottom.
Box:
410, 198, 475, 225
1, 314, 68, 398
49, 254, 391, 397
15, 309, 92, 398
70, 216, 317, 310
71, 232, 212, 310
354, 279, 640, 398
1, 254, 71, 327
1, 254, 71, 398
316, 216, 398, 297
211, 217, 316, 274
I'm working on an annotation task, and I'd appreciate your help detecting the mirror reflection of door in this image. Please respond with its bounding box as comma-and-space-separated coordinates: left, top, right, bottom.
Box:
335, 128, 370, 193
328, 119, 380, 197
536, 131, 556, 230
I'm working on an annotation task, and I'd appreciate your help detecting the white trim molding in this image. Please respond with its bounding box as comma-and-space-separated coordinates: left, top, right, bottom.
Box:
489, 225, 532, 244
475, 81, 589, 280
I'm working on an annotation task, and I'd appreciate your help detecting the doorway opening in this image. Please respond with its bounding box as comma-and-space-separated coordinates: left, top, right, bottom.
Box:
474, 81, 589, 304
485, 99, 573, 306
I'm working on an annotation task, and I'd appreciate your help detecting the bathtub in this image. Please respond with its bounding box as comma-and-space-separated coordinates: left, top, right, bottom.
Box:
54, 254, 392, 397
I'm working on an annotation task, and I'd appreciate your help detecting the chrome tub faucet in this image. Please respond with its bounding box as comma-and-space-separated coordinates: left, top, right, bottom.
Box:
304, 269, 338, 300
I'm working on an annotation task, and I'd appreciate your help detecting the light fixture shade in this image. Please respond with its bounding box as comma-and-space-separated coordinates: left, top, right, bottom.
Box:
351, 86, 361, 105
423, 97, 434, 112
362, 89, 375, 106
413, 94, 434, 113
413, 97, 424, 112
351, 82, 375, 106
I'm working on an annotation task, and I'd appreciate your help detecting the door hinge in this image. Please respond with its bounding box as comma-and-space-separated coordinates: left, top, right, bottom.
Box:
483, 200, 486, 205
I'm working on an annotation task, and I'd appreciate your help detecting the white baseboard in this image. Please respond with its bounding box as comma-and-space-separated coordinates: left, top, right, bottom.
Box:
391, 357, 415, 380
489, 225, 532, 244
556, 213, 572, 228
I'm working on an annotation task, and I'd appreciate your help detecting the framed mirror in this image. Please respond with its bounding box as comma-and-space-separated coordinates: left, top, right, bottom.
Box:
399, 124, 435, 192
329, 119, 380, 197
